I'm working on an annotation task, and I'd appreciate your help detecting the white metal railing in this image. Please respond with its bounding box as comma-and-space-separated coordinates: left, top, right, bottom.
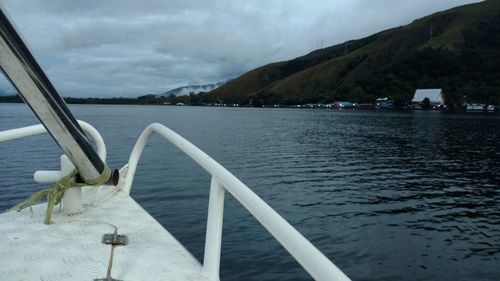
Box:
0, 120, 107, 212
122, 123, 351, 281
0, 120, 107, 161
0, 120, 107, 183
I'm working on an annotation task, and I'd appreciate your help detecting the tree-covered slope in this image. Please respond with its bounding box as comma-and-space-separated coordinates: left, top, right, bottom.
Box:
210, 0, 500, 106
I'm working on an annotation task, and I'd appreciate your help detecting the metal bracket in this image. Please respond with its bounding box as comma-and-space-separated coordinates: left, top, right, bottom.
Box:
102, 232, 128, 246
94, 278, 122, 281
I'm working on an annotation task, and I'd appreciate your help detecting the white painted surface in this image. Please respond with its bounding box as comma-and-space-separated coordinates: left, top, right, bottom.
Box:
202, 177, 225, 279
60, 155, 81, 213
0, 187, 210, 281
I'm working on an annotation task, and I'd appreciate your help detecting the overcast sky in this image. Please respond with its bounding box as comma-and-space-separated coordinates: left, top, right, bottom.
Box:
0, 0, 481, 98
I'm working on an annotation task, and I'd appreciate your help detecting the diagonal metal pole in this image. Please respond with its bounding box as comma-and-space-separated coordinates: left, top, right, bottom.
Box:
0, 4, 112, 184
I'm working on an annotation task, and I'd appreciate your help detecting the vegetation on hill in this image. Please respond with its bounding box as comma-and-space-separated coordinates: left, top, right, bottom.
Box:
209, 0, 500, 107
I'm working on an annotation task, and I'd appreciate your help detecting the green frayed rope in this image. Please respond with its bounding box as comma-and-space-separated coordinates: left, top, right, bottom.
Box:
11, 167, 111, 224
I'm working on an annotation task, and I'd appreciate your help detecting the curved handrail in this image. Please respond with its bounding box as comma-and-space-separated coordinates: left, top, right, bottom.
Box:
122, 123, 350, 281
0, 120, 107, 161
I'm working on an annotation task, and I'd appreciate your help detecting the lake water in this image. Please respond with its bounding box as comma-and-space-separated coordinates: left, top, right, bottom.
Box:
0, 103, 499, 281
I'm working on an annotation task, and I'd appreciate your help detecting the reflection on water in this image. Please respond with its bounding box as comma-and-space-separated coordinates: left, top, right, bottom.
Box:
0, 104, 499, 281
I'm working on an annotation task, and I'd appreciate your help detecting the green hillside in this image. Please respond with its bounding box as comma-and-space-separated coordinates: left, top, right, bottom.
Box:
209, 0, 500, 107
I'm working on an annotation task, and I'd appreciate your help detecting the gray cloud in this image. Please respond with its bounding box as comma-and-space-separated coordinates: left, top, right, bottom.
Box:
0, 0, 481, 97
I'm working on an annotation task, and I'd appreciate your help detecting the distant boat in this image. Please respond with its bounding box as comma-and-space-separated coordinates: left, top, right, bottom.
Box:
376, 97, 395, 109
467, 103, 486, 112
176, 102, 185, 106
334, 101, 354, 109
487, 105, 496, 112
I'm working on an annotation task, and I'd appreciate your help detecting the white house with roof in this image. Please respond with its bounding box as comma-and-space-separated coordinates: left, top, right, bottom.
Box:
412, 89, 445, 105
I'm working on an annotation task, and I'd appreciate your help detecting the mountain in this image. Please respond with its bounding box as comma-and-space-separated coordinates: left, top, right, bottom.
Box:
0, 88, 16, 96
161, 82, 225, 97
209, 0, 500, 106
0, 82, 14, 96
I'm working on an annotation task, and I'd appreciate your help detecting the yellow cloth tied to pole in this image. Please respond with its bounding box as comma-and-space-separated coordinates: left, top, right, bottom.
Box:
11, 167, 111, 224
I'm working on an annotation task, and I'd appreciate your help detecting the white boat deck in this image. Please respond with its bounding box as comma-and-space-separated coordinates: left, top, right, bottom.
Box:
0, 185, 210, 281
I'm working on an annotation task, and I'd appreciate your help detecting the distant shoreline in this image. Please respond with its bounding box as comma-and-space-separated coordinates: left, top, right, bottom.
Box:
2, 96, 499, 113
